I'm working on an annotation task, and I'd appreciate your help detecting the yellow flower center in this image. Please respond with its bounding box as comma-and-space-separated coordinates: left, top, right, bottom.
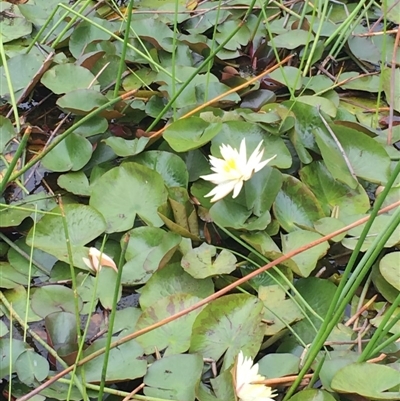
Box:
223, 158, 238, 173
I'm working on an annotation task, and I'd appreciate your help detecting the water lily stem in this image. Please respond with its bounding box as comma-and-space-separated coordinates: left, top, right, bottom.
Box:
0, 126, 31, 194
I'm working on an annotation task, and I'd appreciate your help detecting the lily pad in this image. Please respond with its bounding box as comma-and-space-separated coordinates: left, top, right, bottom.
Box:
379, 252, 400, 291
331, 363, 400, 399
90, 162, 168, 232
181, 243, 237, 279
31, 285, 82, 318
83, 336, 146, 383
273, 175, 325, 232
163, 117, 222, 152
139, 263, 214, 309
41, 64, 98, 94
300, 161, 370, 217
144, 354, 203, 401
26, 204, 106, 268
15, 350, 49, 385
135, 293, 203, 355
190, 294, 264, 371
42, 133, 92, 172
121, 227, 181, 285
281, 230, 329, 277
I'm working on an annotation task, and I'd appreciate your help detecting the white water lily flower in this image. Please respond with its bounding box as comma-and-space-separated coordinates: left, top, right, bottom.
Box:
82, 247, 118, 274
235, 351, 277, 401
200, 139, 276, 202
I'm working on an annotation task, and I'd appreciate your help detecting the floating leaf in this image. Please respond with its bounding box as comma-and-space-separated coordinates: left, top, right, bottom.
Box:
281, 230, 329, 277
379, 252, 400, 291
41, 64, 98, 94
42, 133, 92, 172
273, 30, 314, 49
144, 354, 203, 401
0, 339, 29, 378
121, 227, 181, 285
181, 243, 237, 279
136, 294, 202, 355
273, 175, 325, 232
15, 350, 49, 385
258, 353, 300, 379
57, 171, 90, 196
31, 285, 82, 318
331, 363, 400, 399
83, 337, 146, 382
190, 294, 264, 371
139, 263, 214, 309
300, 161, 370, 217
26, 204, 106, 269
288, 389, 337, 401
259, 285, 303, 336
382, 67, 400, 113
103, 136, 149, 157
164, 117, 222, 152
90, 162, 168, 232
134, 150, 189, 188
0, 3, 32, 43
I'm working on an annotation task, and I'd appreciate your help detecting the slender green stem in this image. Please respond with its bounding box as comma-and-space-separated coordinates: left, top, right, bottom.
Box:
113, 0, 135, 98
0, 36, 20, 132
58, 198, 88, 401
0, 127, 31, 194
358, 294, 400, 361
97, 234, 130, 400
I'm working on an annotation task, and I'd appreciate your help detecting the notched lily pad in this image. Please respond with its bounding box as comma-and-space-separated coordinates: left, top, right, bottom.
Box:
181, 242, 237, 279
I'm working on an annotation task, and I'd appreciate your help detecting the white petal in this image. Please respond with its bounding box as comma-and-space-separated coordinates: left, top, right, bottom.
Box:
204, 180, 237, 202
254, 154, 277, 173
232, 180, 244, 198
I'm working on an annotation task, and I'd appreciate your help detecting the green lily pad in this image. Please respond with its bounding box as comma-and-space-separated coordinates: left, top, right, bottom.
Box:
379, 252, 400, 291
57, 171, 90, 196
281, 230, 329, 277
245, 166, 283, 215
42, 133, 92, 172
331, 363, 400, 399
163, 117, 222, 152
300, 161, 370, 217
135, 293, 202, 355
0, 3, 32, 43
259, 285, 303, 336
190, 294, 264, 371
133, 150, 189, 188
270, 66, 302, 91
288, 389, 337, 401
3, 286, 42, 322
26, 204, 106, 268
181, 243, 237, 279
103, 136, 149, 157
31, 285, 82, 318
273, 175, 325, 232
15, 350, 49, 385
139, 263, 214, 309
210, 198, 271, 231
258, 352, 300, 378
41, 64, 98, 94
0, 116, 16, 153
121, 227, 181, 285
0, 262, 30, 289
144, 354, 203, 401
83, 336, 146, 383
273, 30, 314, 49
90, 162, 168, 232
0, 339, 29, 378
